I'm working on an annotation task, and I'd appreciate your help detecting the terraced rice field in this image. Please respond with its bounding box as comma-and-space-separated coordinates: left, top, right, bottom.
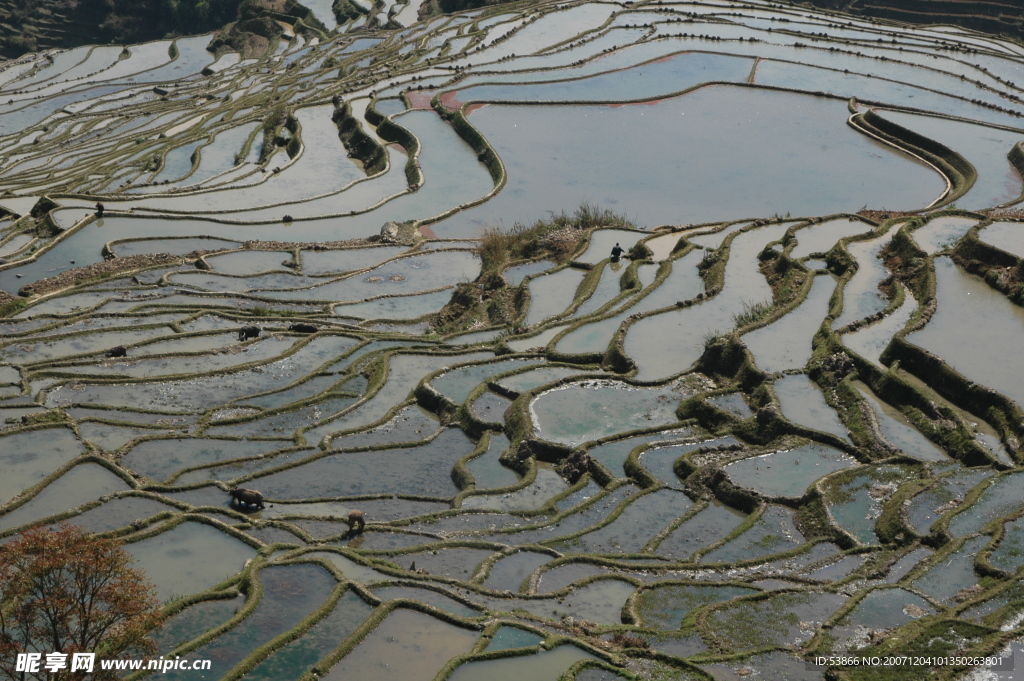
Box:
2, 0, 1024, 679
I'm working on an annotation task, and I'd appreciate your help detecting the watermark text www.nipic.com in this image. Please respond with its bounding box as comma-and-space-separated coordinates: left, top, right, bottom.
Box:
17, 653, 213, 674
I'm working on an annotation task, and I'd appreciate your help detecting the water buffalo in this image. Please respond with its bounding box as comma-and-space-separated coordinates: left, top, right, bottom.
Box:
106, 346, 127, 358
288, 323, 317, 334
347, 509, 365, 533
238, 326, 261, 341
229, 488, 265, 510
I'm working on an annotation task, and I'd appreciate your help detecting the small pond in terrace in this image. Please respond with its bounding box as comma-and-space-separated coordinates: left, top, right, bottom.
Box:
637, 584, 758, 629
742, 274, 836, 373
253, 428, 477, 499
0, 427, 86, 503
320, 608, 479, 681
978, 221, 1024, 259
908, 257, 1024, 409
0, 463, 129, 532
842, 284, 917, 365
530, 379, 684, 446
484, 626, 544, 651
524, 267, 587, 327
773, 374, 850, 442
126, 521, 258, 602
157, 563, 340, 681
833, 229, 895, 329
723, 444, 858, 500
910, 215, 978, 255
789, 218, 872, 259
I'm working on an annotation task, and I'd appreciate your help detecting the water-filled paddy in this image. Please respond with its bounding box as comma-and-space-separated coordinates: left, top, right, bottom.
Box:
656, 500, 747, 560
524, 267, 587, 327
3, 0, 1024, 677
448, 645, 596, 681
431, 358, 543, 403
0, 427, 85, 503
637, 584, 758, 628
625, 222, 789, 380
742, 274, 835, 373
833, 229, 895, 328
586, 429, 696, 477
882, 111, 1024, 210
978, 221, 1024, 259
774, 374, 850, 441
458, 51, 756, 104
531, 380, 683, 446
322, 608, 479, 681
724, 444, 857, 499
159, 563, 339, 680
790, 218, 873, 259
256, 428, 477, 498
558, 488, 693, 554
0, 463, 128, 532
126, 521, 258, 601
242, 591, 374, 681
909, 257, 1024, 408
702, 505, 805, 563
443, 87, 944, 233
912, 535, 989, 604
842, 285, 917, 364
911, 216, 978, 255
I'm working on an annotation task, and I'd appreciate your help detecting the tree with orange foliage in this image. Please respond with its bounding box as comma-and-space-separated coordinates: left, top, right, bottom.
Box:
0, 523, 163, 681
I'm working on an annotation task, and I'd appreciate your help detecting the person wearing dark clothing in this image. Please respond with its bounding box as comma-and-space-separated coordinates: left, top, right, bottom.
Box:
95, 203, 105, 218
610, 242, 624, 262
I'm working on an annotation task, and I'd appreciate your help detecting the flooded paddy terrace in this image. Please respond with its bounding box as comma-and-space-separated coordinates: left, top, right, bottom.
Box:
3, 0, 1024, 678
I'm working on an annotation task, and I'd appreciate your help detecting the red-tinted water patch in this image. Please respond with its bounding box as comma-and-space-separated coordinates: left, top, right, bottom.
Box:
406, 90, 436, 110
419, 224, 437, 238
464, 103, 489, 115
439, 91, 465, 111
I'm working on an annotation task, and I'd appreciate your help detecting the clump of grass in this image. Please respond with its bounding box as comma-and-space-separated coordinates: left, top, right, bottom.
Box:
732, 300, 772, 328
553, 202, 635, 231
609, 632, 649, 649
479, 202, 634, 271
479, 221, 546, 270
259, 105, 288, 163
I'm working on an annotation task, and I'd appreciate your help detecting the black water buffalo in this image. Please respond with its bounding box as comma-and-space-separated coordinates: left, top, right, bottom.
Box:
288, 323, 317, 334
229, 488, 265, 509
106, 346, 127, 358
238, 326, 261, 341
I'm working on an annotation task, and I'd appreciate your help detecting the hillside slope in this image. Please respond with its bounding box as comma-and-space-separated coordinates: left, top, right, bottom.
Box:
803, 0, 1023, 42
